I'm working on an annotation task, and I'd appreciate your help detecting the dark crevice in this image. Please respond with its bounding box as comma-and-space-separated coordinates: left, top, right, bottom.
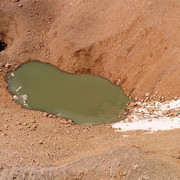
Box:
0, 41, 7, 51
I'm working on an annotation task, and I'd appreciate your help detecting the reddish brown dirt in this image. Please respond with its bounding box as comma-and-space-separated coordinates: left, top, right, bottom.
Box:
0, 0, 180, 179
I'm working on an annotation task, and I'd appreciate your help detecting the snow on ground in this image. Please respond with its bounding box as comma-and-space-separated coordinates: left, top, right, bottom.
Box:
112, 100, 180, 133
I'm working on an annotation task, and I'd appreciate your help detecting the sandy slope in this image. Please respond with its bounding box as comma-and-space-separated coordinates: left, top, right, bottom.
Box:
0, 0, 180, 179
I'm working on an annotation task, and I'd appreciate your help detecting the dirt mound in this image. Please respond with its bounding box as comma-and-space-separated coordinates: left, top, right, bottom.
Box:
1, 0, 180, 99
1, 147, 179, 180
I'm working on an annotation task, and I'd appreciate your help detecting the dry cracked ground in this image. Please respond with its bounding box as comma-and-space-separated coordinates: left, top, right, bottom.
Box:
0, 0, 180, 179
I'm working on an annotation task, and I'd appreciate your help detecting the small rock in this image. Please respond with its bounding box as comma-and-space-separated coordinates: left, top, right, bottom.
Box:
123, 112, 128, 115
127, 115, 133, 122
145, 92, 150, 97
4, 124, 9, 129
18, 4, 23, 7
23, 123, 28, 126
15, 121, 21, 125
129, 102, 138, 107
166, 105, 170, 108
0, 69, 2, 72
31, 120, 36, 123
5, 63, 11, 68
30, 125, 38, 131
160, 96, 165, 102
134, 97, 138, 101
2, 133, 7, 136
43, 112, 48, 117
122, 170, 127, 176
174, 96, 178, 100
149, 101, 155, 106
146, 108, 153, 113
48, 114, 53, 118
133, 164, 139, 170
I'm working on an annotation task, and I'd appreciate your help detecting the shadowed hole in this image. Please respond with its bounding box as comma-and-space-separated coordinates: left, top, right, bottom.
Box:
0, 41, 7, 51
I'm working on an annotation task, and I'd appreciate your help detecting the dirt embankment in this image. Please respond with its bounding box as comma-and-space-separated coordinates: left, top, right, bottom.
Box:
1, 0, 180, 99
0, 0, 180, 179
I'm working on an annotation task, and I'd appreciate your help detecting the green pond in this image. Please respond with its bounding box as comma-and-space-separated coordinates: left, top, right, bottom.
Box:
7, 61, 129, 125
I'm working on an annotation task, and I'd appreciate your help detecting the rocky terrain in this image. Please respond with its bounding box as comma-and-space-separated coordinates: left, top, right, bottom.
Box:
0, 0, 180, 179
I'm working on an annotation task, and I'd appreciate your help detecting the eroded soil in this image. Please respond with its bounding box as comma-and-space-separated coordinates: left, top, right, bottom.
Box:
0, 0, 180, 179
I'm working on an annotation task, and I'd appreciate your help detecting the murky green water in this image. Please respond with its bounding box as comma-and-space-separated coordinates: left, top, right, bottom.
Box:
7, 61, 129, 125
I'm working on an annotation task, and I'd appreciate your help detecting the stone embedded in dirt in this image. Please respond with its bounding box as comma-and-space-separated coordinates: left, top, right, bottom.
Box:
4, 124, 9, 129
123, 112, 128, 115
48, 114, 53, 118
146, 108, 153, 113
2, 133, 8, 136
132, 164, 139, 171
145, 93, 150, 97
5, 64, 11, 68
149, 101, 155, 106
127, 115, 133, 122
166, 105, 170, 108
38, 141, 44, 145
129, 102, 138, 107
174, 96, 178, 100
43, 112, 48, 117
160, 96, 165, 102
30, 124, 38, 131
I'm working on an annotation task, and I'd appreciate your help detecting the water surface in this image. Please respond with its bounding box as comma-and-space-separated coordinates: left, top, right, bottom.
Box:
7, 61, 129, 125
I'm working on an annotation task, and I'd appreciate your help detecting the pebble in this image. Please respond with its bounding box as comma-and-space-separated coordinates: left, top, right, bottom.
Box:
145, 92, 150, 97
146, 108, 153, 112
48, 114, 53, 118
2, 133, 7, 136
133, 164, 139, 170
5, 63, 11, 68
15, 121, 21, 125
129, 102, 138, 107
31, 120, 36, 123
43, 112, 48, 117
149, 101, 155, 106
4, 124, 9, 129
39, 141, 44, 145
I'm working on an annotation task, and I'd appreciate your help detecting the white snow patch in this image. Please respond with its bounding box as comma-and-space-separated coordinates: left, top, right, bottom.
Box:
112, 100, 180, 133
11, 72, 15, 77
13, 95, 19, 100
